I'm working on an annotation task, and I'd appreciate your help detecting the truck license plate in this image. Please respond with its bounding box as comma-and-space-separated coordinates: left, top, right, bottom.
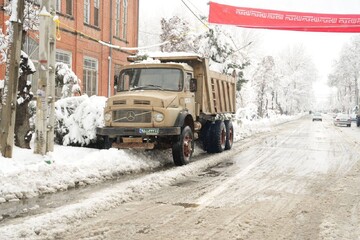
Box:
139, 128, 159, 135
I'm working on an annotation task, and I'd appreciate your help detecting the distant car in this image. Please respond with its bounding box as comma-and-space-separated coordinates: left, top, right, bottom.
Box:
312, 112, 322, 121
334, 113, 351, 127
350, 113, 357, 121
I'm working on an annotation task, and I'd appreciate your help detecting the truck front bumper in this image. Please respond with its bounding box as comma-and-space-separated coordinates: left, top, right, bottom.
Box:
96, 126, 181, 137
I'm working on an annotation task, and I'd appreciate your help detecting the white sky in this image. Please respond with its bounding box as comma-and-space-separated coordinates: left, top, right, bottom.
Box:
139, 0, 360, 104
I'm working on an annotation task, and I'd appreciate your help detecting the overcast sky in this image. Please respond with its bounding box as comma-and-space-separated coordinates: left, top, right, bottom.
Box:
139, 0, 360, 101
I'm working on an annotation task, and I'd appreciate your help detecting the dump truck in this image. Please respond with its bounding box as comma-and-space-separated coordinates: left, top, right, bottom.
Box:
96, 53, 236, 166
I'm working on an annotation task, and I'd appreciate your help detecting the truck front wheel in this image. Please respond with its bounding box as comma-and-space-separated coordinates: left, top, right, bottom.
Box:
172, 126, 194, 166
99, 136, 112, 149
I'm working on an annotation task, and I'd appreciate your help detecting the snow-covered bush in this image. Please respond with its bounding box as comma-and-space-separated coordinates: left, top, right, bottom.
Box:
55, 62, 81, 98
54, 95, 106, 146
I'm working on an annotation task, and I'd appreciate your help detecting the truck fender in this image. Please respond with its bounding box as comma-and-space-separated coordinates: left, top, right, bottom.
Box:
174, 111, 194, 130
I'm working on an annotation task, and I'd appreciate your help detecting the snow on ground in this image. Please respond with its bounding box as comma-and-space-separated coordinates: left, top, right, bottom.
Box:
0, 114, 302, 203
0, 113, 302, 238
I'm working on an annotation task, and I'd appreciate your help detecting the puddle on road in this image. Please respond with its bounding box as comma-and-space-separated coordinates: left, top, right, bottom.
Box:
198, 169, 221, 177
155, 201, 199, 208
173, 202, 199, 208
171, 179, 198, 187
197, 159, 234, 178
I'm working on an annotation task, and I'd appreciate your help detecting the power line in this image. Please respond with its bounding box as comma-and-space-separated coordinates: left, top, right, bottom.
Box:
182, 0, 206, 17
180, 0, 209, 29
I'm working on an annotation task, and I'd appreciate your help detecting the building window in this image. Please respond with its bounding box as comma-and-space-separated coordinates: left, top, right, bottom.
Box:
83, 57, 98, 96
55, 0, 61, 12
115, 0, 121, 37
66, 0, 73, 16
94, 0, 100, 27
122, 0, 128, 39
84, 0, 90, 24
56, 50, 72, 68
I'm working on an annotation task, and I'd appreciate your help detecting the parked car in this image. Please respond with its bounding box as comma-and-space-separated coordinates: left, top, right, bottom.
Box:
312, 112, 322, 121
350, 113, 357, 121
333, 113, 351, 127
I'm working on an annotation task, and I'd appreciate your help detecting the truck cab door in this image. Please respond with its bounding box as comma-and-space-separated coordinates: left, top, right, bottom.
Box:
183, 72, 196, 119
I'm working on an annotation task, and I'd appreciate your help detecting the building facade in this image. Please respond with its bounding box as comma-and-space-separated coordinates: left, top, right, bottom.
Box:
0, 0, 139, 97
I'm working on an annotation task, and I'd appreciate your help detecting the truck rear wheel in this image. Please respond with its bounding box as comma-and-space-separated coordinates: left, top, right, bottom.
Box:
200, 121, 212, 151
224, 120, 234, 150
207, 120, 226, 153
172, 126, 194, 166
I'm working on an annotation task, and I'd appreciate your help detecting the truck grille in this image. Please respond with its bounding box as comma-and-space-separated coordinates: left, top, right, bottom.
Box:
112, 110, 152, 123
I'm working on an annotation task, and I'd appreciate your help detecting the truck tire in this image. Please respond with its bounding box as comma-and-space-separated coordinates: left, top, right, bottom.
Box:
224, 120, 234, 150
172, 126, 194, 166
207, 120, 226, 153
200, 121, 212, 151
100, 136, 112, 149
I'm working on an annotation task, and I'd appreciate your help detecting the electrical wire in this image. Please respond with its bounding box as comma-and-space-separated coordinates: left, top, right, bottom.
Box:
180, 0, 209, 29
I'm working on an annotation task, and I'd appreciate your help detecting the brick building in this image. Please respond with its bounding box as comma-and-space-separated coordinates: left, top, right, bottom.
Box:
0, 0, 139, 97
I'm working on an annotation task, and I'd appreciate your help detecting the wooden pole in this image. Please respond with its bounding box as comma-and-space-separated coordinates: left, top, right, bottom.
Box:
0, 0, 25, 158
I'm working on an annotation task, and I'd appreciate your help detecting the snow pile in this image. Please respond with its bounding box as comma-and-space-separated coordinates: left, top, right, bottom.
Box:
0, 147, 164, 204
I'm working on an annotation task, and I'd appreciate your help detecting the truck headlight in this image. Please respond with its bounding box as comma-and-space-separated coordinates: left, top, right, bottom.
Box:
154, 113, 164, 122
104, 112, 112, 121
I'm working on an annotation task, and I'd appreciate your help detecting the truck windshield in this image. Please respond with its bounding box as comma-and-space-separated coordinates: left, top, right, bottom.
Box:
117, 68, 183, 92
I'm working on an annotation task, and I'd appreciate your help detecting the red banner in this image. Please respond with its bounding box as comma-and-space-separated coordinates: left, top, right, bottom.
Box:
208, 2, 360, 32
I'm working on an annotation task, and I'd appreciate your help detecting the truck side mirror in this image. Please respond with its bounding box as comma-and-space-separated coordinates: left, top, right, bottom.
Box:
190, 78, 197, 92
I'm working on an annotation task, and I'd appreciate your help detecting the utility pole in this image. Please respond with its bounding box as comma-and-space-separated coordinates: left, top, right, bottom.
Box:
47, 0, 56, 152
34, 0, 56, 155
0, 0, 25, 158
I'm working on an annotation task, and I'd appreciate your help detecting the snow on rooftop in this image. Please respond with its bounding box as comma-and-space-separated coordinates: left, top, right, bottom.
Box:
137, 51, 201, 59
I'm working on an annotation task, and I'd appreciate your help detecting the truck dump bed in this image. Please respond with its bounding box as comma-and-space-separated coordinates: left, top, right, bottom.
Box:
132, 54, 236, 116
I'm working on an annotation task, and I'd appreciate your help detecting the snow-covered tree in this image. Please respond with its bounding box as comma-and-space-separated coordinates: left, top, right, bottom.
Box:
1, 0, 39, 65
276, 45, 317, 114
0, 28, 8, 65
251, 56, 277, 117
55, 62, 81, 98
328, 35, 360, 112
197, 26, 234, 64
15, 51, 36, 148
160, 16, 197, 52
